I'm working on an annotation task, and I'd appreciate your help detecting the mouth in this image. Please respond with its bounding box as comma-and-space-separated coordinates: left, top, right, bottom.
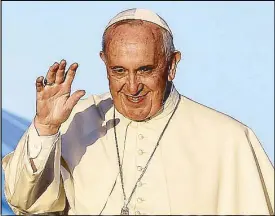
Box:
124, 93, 148, 104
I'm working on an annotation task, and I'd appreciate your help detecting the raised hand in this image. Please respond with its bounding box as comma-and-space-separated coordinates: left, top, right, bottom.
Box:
34, 60, 86, 135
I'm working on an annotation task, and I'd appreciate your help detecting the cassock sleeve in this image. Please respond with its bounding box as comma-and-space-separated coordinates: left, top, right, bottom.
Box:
245, 127, 274, 215
2, 123, 66, 215
217, 126, 274, 215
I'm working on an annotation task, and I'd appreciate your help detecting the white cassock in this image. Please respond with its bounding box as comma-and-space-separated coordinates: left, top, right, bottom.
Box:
2, 85, 274, 215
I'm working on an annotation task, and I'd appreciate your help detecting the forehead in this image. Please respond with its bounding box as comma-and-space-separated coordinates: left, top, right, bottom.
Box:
104, 21, 165, 65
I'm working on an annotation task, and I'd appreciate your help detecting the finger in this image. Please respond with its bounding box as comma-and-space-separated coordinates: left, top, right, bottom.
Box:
45, 62, 59, 84
55, 59, 66, 84
36, 76, 44, 92
64, 63, 78, 87
65, 90, 86, 110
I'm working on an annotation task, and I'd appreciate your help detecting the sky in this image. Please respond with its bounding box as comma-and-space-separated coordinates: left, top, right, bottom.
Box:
2, 1, 274, 163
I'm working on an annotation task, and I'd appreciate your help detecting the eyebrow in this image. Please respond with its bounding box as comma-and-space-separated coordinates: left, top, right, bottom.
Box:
110, 66, 125, 70
110, 64, 155, 70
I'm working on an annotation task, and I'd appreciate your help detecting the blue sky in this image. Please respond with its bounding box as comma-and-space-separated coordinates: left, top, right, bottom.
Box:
2, 1, 274, 163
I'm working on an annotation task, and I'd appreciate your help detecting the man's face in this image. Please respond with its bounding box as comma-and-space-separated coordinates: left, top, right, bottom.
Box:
101, 22, 178, 121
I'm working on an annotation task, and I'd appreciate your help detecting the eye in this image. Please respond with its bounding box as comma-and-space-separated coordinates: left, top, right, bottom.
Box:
139, 66, 153, 73
111, 67, 125, 74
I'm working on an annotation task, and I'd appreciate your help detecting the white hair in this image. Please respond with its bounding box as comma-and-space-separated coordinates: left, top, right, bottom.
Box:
161, 29, 175, 62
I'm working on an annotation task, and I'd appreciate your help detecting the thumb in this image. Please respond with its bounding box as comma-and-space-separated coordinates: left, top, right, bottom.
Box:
66, 90, 86, 110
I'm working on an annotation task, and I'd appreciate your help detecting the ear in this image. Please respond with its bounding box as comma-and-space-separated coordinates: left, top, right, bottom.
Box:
100, 51, 107, 64
100, 51, 110, 79
168, 51, 181, 81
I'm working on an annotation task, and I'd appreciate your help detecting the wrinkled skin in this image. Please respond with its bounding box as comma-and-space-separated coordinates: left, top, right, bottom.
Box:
100, 21, 181, 121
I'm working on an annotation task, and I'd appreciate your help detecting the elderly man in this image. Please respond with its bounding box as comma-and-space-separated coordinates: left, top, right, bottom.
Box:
2, 8, 274, 215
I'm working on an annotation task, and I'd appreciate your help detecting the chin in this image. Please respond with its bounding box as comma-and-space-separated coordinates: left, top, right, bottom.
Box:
113, 93, 162, 120
127, 114, 147, 121
124, 109, 150, 121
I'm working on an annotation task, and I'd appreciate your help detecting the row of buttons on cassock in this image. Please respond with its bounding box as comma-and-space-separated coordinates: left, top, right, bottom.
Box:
136, 133, 145, 215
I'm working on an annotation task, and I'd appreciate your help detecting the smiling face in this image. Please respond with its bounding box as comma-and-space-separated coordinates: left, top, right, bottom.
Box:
100, 20, 180, 121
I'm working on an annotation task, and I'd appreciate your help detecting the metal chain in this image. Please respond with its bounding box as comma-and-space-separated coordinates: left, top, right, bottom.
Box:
113, 95, 181, 209
114, 114, 127, 203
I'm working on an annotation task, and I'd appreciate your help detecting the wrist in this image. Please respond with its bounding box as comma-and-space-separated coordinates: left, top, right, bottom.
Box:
34, 117, 60, 136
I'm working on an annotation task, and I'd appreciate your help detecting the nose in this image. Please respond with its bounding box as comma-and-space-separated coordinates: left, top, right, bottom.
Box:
127, 73, 142, 95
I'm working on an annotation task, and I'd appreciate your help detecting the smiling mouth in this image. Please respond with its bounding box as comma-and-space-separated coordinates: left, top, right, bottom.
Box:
125, 93, 148, 103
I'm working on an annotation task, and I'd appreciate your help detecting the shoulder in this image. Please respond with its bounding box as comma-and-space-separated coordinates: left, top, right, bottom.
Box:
74, 92, 112, 113
178, 95, 249, 137
60, 92, 113, 134
175, 95, 262, 155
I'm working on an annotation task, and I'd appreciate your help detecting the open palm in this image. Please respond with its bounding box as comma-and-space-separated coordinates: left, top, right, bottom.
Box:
35, 60, 85, 135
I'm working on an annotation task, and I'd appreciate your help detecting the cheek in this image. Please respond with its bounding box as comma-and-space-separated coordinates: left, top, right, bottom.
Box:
143, 73, 167, 92
109, 75, 126, 92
